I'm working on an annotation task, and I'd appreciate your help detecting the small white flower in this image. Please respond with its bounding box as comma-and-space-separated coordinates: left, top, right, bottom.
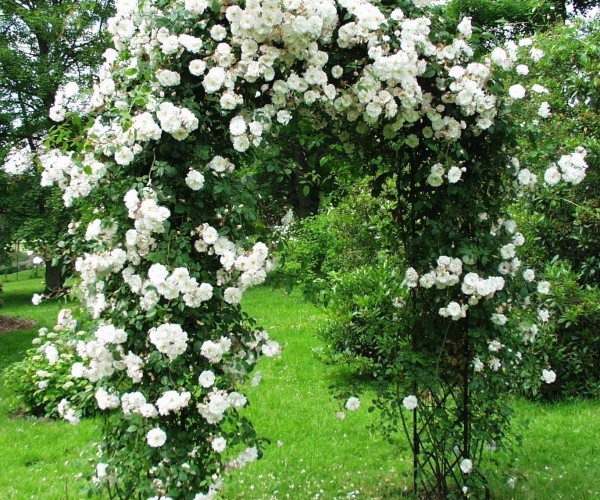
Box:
198, 370, 216, 388
211, 436, 227, 453
262, 340, 280, 357
405, 135, 419, 148
488, 339, 503, 352
523, 269, 535, 282
185, 170, 205, 190
115, 146, 134, 166
223, 287, 242, 305
508, 84, 526, 99
530, 47, 544, 62
99, 79, 115, 95
541, 369, 556, 384
459, 458, 473, 474
45, 345, 59, 365
538, 102, 551, 118
49, 105, 66, 122
96, 462, 108, 478
544, 166, 561, 186
519, 166, 537, 185
276, 110, 292, 125
498, 262, 511, 275
203, 67, 225, 93
491, 314, 507, 326
538, 308, 550, 322
405, 267, 419, 287
155, 69, 181, 87
488, 357, 501, 371
537, 281, 550, 294
345, 397, 360, 411
63, 81, 79, 98
250, 371, 261, 387
210, 25, 227, 41
146, 427, 167, 447
189, 59, 206, 76
457, 17, 472, 38
331, 65, 343, 78
515, 64, 529, 75
512, 233, 525, 246
402, 395, 418, 411
427, 174, 443, 187
447, 166, 462, 183
500, 243, 516, 260
229, 116, 247, 136
390, 8, 404, 21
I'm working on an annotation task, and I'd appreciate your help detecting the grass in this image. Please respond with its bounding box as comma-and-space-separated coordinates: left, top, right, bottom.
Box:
0, 276, 599, 499
221, 287, 409, 499
487, 400, 600, 499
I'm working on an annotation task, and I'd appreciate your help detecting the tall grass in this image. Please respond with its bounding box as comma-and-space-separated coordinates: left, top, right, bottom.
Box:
0, 277, 599, 499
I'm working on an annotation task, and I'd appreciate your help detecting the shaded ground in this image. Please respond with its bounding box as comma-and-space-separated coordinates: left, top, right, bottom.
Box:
0, 316, 34, 334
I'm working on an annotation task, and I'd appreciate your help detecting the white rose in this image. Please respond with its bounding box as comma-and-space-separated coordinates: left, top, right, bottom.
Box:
146, 427, 167, 447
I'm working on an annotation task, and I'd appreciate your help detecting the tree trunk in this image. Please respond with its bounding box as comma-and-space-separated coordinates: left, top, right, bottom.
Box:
288, 145, 321, 219
44, 259, 65, 296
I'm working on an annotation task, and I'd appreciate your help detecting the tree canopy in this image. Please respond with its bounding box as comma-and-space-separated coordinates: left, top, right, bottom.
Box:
0, 0, 113, 285
0, 0, 113, 156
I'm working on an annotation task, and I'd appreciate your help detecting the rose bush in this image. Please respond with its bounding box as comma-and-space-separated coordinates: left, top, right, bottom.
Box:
4, 321, 97, 418
30, 0, 586, 497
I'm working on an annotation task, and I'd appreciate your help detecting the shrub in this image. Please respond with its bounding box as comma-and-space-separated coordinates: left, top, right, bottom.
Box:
516, 260, 600, 400
271, 179, 400, 300
4, 318, 97, 418
510, 21, 600, 287
317, 260, 408, 379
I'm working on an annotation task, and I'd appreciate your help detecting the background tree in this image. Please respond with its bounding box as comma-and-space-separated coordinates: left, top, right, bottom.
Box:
0, 0, 113, 292
447, 0, 562, 40
447, 0, 598, 39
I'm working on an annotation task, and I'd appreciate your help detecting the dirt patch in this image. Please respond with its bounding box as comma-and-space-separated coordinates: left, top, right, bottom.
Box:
0, 316, 35, 334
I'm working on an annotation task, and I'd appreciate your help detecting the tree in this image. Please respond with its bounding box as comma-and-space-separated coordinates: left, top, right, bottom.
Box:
447, 0, 562, 41
447, 0, 599, 38
0, 0, 113, 292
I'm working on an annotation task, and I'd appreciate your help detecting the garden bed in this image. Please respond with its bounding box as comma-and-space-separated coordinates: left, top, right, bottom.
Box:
0, 316, 34, 335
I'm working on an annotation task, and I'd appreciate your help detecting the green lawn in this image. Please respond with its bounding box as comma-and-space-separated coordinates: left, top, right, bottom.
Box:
1, 276, 599, 499
221, 287, 409, 500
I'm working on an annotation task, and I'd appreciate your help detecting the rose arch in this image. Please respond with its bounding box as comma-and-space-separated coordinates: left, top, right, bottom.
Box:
39, 0, 586, 498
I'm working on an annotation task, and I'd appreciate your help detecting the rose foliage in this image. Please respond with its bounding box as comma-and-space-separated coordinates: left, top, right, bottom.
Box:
36, 0, 586, 498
